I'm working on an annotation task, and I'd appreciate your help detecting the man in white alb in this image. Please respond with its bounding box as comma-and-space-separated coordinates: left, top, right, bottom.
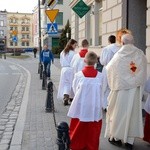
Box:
105, 34, 147, 150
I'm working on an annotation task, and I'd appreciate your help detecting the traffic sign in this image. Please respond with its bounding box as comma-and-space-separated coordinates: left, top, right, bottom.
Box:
47, 23, 58, 34
45, 9, 59, 23
46, 0, 58, 9
12, 30, 18, 36
12, 36, 18, 42
72, 0, 90, 18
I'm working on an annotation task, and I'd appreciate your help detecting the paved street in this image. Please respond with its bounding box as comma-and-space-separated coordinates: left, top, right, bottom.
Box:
0, 54, 150, 150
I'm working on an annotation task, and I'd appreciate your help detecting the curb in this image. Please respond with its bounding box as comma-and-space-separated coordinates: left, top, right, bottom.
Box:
6, 62, 31, 150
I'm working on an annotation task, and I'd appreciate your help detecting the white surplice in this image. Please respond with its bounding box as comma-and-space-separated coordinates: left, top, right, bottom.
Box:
70, 53, 86, 74
100, 43, 121, 109
105, 44, 147, 143
57, 50, 76, 100
67, 71, 103, 122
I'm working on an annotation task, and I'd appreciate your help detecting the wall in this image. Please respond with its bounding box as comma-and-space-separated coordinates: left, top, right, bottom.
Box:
146, 0, 150, 62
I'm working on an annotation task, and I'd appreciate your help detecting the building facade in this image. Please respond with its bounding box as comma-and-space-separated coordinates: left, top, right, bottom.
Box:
0, 10, 7, 52
70, 0, 150, 62
6, 12, 34, 52
39, 0, 71, 50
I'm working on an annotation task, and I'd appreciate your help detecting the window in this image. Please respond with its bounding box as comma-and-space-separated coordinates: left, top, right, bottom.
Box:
26, 27, 29, 31
10, 34, 13, 38
98, 1, 102, 45
14, 19, 17, 23
27, 35, 30, 39
26, 42, 29, 46
22, 27, 25, 31
55, 12, 63, 25
10, 27, 13, 31
57, 0, 63, 4
10, 19, 13, 23
15, 42, 17, 46
22, 34, 25, 39
90, 12, 94, 46
0, 20, 4, 26
10, 42, 13, 46
22, 42, 25, 46
0, 30, 4, 36
15, 27, 18, 30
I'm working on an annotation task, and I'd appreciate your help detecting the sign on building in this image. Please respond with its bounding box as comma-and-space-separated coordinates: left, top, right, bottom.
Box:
12, 36, 18, 42
72, 0, 90, 18
46, 0, 58, 9
45, 9, 59, 23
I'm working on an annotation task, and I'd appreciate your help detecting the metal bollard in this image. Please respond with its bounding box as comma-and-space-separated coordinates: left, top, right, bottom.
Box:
42, 70, 47, 90
39, 63, 43, 79
56, 122, 70, 150
45, 81, 53, 112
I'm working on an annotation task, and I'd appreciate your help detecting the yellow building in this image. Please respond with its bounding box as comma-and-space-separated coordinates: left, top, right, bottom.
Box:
7, 12, 33, 52
70, 0, 150, 62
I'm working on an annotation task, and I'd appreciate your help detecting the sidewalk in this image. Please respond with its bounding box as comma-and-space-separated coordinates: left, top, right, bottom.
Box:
7, 56, 150, 150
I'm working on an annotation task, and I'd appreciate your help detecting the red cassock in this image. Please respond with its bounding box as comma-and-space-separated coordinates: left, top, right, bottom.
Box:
143, 112, 150, 143
79, 49, 88, 58
69, 66, 102, 150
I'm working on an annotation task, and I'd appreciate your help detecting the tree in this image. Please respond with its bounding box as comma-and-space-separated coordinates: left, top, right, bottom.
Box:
59, 20, 71, 52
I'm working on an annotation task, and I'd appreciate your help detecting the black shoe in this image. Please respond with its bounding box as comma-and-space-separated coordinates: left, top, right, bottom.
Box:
108, 138, 122, 147
125, 143, 133, 150
63, 99, 68, 106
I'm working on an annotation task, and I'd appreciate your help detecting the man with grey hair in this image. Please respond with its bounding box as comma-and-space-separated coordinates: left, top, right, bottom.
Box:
105, 34, 147, 150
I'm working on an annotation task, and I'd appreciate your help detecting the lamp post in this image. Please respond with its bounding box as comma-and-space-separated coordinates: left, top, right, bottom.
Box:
38, 0, 42, 59
38, 0, 42, 74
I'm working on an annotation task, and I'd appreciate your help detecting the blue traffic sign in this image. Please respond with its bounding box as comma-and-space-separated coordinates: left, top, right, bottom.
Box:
12, 36, 18, 42
47, 23, 58, 34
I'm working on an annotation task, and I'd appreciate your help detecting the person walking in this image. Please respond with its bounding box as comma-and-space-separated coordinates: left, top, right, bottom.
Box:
57, 39, 77, 106
33, 48, 37, 58
40, 45, 54, 80
70, 39, 89, 74
143, 77, 150, 144
67, 51, 103, 150
105, 34, 147, 150
100, 29, 131, 110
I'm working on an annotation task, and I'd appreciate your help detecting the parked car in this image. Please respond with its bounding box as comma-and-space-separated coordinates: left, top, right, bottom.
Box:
23, 48, 34, 52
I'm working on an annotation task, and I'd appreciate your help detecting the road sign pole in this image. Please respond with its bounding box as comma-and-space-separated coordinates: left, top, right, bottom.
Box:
14, 44, 15, 56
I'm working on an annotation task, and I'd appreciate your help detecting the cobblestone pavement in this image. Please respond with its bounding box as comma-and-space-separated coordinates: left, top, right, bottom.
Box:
1, 55, 150, 150
0, 63, 27, 150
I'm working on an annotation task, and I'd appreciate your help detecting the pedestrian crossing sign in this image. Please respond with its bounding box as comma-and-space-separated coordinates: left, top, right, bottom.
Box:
12, 36, 18, 42
47, 23, 58, 34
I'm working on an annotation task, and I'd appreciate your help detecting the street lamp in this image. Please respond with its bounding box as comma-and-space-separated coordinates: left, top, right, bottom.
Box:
38, 0, 42, 75
38, 0, 42, 58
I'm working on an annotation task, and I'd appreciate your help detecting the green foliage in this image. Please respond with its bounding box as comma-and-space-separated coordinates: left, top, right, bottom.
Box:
52, 46, 61, 54
59, 20, 71, 51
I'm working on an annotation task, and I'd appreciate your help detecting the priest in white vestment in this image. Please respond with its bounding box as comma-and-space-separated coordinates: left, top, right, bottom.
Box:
105, 34, 147, 150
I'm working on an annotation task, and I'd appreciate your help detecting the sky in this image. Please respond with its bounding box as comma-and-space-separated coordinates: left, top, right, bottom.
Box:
0, 0, 38, 13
